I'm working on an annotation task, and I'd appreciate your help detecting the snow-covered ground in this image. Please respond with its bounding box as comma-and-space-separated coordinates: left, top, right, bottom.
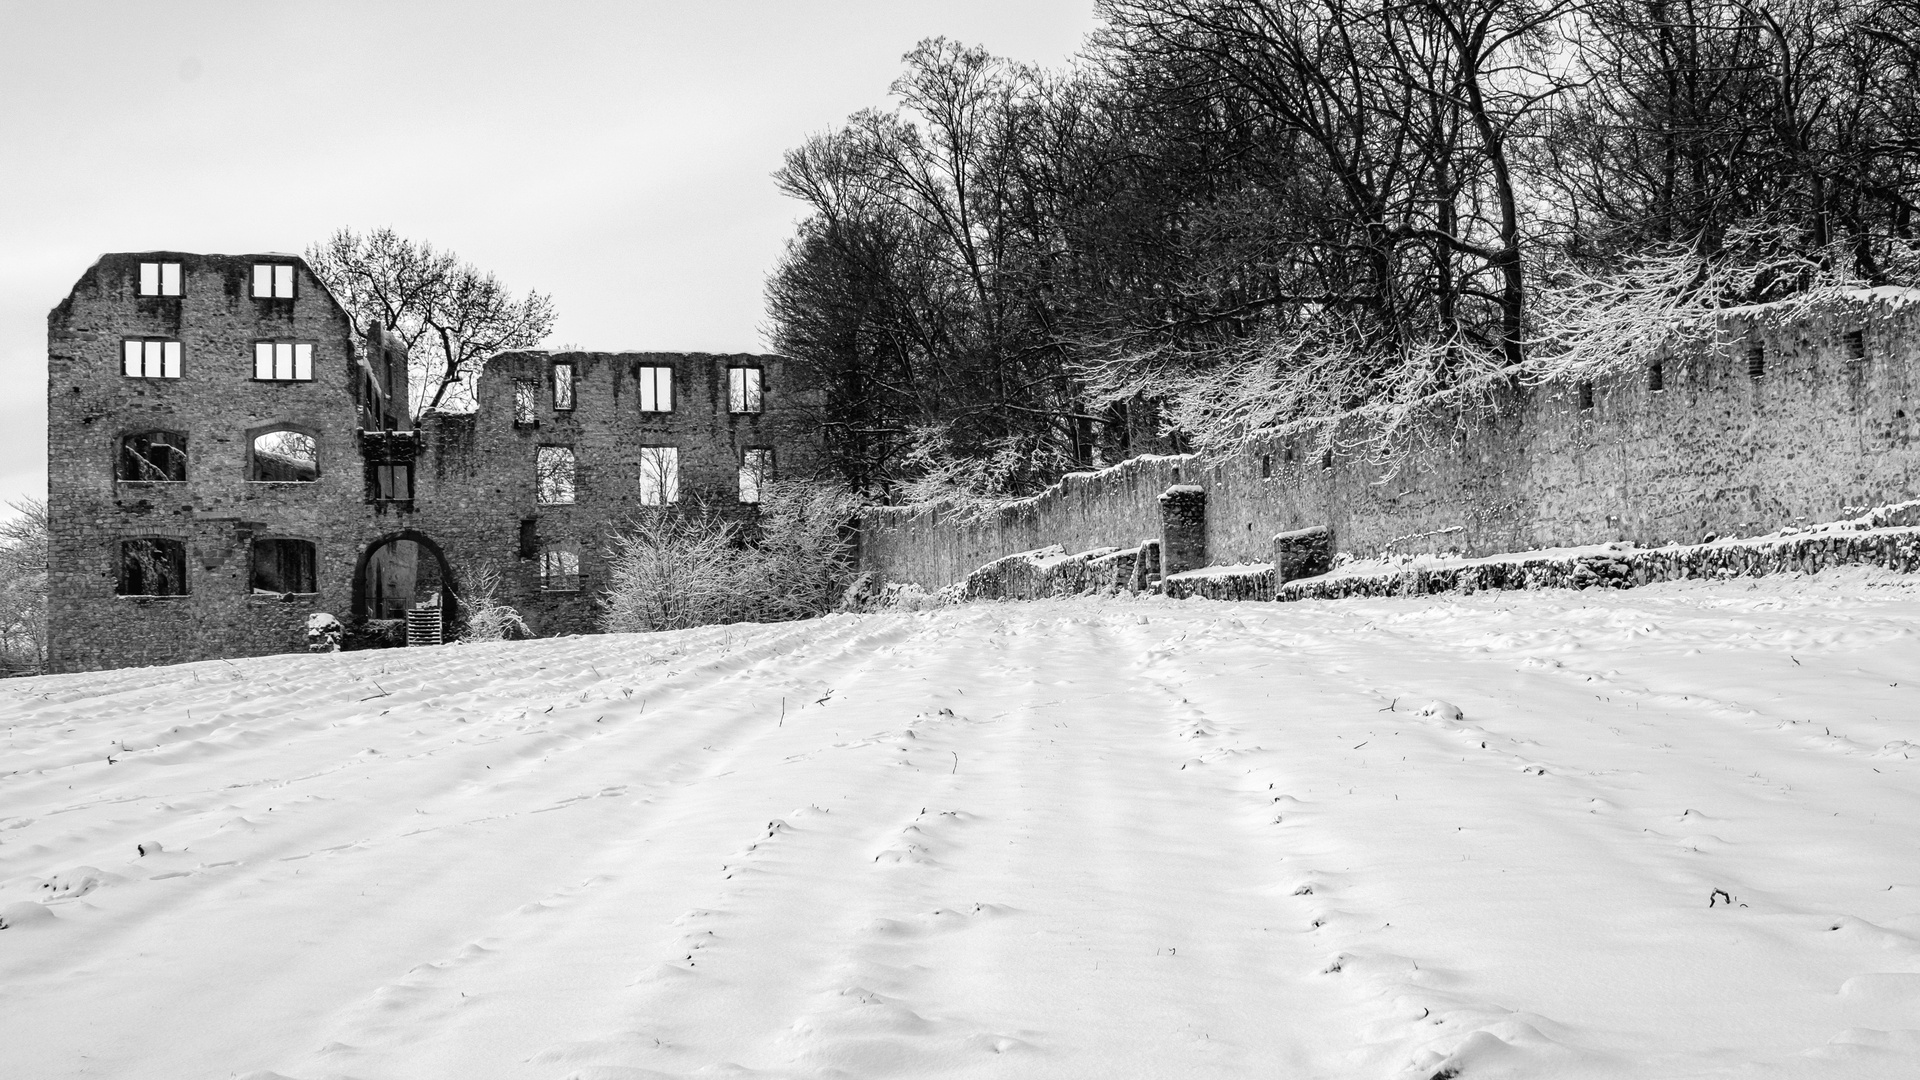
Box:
4, 573, 1920, 1080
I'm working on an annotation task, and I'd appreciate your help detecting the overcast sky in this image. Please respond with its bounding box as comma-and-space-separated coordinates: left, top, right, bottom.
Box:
0, 0, 1098, 517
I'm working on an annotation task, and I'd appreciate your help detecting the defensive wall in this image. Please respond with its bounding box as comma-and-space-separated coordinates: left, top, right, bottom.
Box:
859, 288, 1920, 590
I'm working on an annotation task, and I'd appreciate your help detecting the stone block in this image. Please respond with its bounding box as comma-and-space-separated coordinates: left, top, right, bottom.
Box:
1273, 526, 1333, 583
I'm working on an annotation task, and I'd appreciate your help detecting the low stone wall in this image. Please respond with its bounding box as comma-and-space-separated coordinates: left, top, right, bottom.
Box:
861, 289, 1920, 591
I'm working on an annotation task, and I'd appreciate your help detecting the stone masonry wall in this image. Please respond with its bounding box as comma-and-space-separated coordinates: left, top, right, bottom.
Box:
46, 252, 826, 673
859, 289, 1920, 589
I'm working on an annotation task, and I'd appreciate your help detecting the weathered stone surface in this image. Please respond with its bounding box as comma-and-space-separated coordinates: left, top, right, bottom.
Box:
1274, 526, 1333, 583
1159, 485, 1208, 576
860, 290, 1920, 589
47, 252, 825, 673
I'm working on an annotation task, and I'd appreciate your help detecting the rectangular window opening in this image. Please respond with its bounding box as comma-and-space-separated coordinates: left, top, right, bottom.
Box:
536, 446, 576, 505
254, 341, 314, 381
1577, 380, 1595, 410
739, 448, 774, 504
553, 362, 576, 411
640, 446, 680, 505
251, 263, 295, 299
1649, 361, 1664, 393
514, 380, 538, 426
638, 365, 673, 413
728, 367, 764, 414
118, 538, 188, 596
372, 462, 414, 502
540, 544, 581, 592
123, 339, 182, 379
1260, 453, 1273, 479
1846, 330, 1867, 362
1747, 343, 1766, 379
251, 538, 317, 595
138, 262, 182, 297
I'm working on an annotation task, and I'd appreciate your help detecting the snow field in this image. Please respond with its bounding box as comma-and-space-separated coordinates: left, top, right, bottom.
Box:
1, 569, 1919, 1078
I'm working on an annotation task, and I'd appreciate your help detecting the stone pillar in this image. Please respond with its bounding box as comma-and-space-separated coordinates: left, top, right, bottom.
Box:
1158, 485, 1208, 576
1274, 526, 1333, 584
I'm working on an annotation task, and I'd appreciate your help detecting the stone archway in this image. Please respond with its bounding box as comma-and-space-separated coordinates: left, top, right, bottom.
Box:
350, 530, 459, 642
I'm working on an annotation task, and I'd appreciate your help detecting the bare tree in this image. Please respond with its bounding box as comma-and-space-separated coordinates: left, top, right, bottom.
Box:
0, 498, 48, 675
306, 228, 557, 415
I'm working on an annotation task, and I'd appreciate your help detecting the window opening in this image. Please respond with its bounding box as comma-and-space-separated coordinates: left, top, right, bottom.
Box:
251, 264, 295, 299
1649, 361, 1664, 392
553, 362, 575, 411
638, 365, 672, 413
371, 462, 413, 502
1846, 330, 1867, 362
739, 448, 773, 504
254, 341, 314, 381
536, 446, 576, 504
518, 517, 538, 559
251, 430, 318, 482
1260, 453, 1273, 479
640, 446, 679, 505
119, 431, 188, 482
540, 542, 581, 591
1577, 380, 1595, 410
1747, 343, 1765, 379
123, 339, 182, 379
137, 262, 181, 297
728, 367, 763, 414
514, 380, 537, 426
1320, 448, 1333, 470
118, 538, 188, 596
251, 539, 317, 594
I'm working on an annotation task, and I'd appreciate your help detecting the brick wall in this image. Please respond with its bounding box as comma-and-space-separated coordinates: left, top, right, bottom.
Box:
859, 288, 1920, 589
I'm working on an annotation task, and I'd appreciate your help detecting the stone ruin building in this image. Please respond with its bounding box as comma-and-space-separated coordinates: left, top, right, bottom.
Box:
45, 251, 823, 673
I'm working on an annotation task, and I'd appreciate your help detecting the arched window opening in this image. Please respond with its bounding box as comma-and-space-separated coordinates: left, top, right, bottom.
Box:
118, 538, 188, 596
119, 431, 188, 482
252, 538, 317, 595
251, 429, 318, 482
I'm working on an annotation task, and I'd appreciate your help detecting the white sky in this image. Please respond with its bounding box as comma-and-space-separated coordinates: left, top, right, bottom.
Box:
0, 0, 1098, 515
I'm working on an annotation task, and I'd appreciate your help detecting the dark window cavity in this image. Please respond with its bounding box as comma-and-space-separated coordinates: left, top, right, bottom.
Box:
1747, 343, 1765, 379
1649, 361, 1664, 392
251, 430, 318, 482
119, 431, 188, 482
1847, 330, 1867, 362
251, 539, 317, 594
1578, 381, 1595, 410
119, 538, 188, 596
371, 462, 413, 502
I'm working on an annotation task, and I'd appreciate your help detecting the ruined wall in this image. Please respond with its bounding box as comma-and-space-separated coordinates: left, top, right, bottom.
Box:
46, 253, 371, 671
406, 350, 825, 639
47, 252, 826, 673
860, 289, 1920, 589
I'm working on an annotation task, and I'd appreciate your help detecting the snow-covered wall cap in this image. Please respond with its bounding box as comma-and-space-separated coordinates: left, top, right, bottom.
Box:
1159, 484, 1205, 498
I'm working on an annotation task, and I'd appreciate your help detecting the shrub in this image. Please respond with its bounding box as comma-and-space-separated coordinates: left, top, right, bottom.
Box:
461, 564, 532, 642
601, 481, 858, 633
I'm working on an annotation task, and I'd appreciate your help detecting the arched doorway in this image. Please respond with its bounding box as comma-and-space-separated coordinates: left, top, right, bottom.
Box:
351, 531, 459, 642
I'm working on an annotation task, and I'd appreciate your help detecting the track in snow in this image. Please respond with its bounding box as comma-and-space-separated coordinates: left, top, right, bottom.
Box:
3, 572, 1919, 1079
